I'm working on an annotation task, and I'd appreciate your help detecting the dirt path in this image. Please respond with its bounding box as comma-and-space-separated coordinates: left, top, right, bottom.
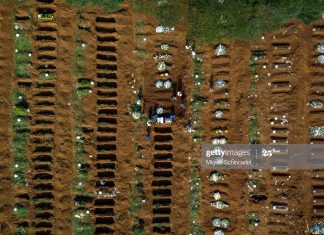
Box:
0, 2, 14, 234
114, 3, 137, 233
52, 2, 76, 234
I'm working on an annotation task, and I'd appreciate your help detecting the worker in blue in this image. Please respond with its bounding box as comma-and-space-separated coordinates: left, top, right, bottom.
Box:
169, 112, 175, 121
145, 134, 150, 141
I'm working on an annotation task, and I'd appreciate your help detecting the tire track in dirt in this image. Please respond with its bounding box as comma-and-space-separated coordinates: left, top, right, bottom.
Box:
0, 2, 14, 234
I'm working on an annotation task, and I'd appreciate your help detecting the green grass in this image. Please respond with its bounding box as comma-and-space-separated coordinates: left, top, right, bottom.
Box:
67, 0, 88, 7
72, 33, 93, 234
189, 160, 204, 235
136, 48, 147, 61
77, 78, 92, 89
129, 164, 144, 235
130, 87, 144, 118
133, 224, 144, 235
14, 204, 28, 218
14, 25, 31, 78
129, 181, 144, 213
189, 0, 324, 42
40, 71, 56, 80
249, 51, 265, 91
248, 51, 261, 143
15, 227, 28, 235
136, 21, 145, 33
67, 0, 124, 12
248, 110, 260, 144
134, 0, 324, 42
93, 0, 124, 11
71, 127, 93, 230
72, 215, 94, 235
73, 45, 92, 98
133, 0, 185, 27
72, 174, 88, 195
248, 211, 260, 228
11, 90, 29, 185
74, 46, 85, 78
190, 55, 206, 141
68, 1, 324, 42
75, 63, 86, 78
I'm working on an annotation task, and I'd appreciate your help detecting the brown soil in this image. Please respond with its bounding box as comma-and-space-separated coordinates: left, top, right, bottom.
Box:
0, 1, 323, 235
0, 1, 14, 234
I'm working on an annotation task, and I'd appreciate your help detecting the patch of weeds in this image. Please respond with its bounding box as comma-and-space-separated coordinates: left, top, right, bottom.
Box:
73, 43, 92, 98
11, 89, 29, 186
72, 127, 90, 195
129, 166, 145, 235
248, 110, 260, 144
133, 0, 185, 27
72, 28, 93, 234
92, 0, 124, 12
136, 48, 147, 61
249, 51, 264, 91
189, 160, 204, 235
72, 211, 94, 235
130, 87, 145, 120
129, 179, 144, 213
75, 62, 86, 78
188, 0, 324, 42
136, 21, 145, 33
190, 54, 206, 142
74, 46, 85, 77
77, 78, 92, 88
40, 71, 56, 80
134, 143, 143, 159
134, 0, 324, 43
15, 227, 28, 235
13, 204, 28, 218
72, 172, 88, 195
66, 0, 88, 8
14, 20, 32, 78
77, 78, 93, 97
248, 211, 260, 228
71, 127, 93, 231
68, 0, 125, 12
78, 88, 92, 98
133, 222, 144, 235
248, 51, 262, 143
249, 178, 261, 187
